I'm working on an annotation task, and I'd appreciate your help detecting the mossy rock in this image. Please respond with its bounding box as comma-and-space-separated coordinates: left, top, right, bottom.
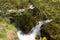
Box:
41, 19, 60, 40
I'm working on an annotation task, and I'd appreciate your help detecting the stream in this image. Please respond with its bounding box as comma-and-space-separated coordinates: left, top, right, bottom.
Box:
17, 19, 52, 40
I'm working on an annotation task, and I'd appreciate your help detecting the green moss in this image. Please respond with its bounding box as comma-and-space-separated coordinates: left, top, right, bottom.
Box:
0, 20, 17, 40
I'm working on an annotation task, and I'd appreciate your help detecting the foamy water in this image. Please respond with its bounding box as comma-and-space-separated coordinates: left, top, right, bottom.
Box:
17, 19, 52, 40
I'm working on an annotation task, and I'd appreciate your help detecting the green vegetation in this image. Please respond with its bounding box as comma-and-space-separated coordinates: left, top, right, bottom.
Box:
0, 0, 60, 40
0, 17, 18, 40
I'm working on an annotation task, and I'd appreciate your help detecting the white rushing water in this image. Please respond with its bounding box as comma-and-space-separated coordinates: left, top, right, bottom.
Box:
17, 19, 52, 40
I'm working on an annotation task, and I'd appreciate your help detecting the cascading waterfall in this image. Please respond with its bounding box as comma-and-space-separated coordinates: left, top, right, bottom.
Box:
17, 19, 52, 40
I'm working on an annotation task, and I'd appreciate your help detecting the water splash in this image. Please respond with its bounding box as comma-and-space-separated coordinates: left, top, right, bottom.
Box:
17, 19, 52, 40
